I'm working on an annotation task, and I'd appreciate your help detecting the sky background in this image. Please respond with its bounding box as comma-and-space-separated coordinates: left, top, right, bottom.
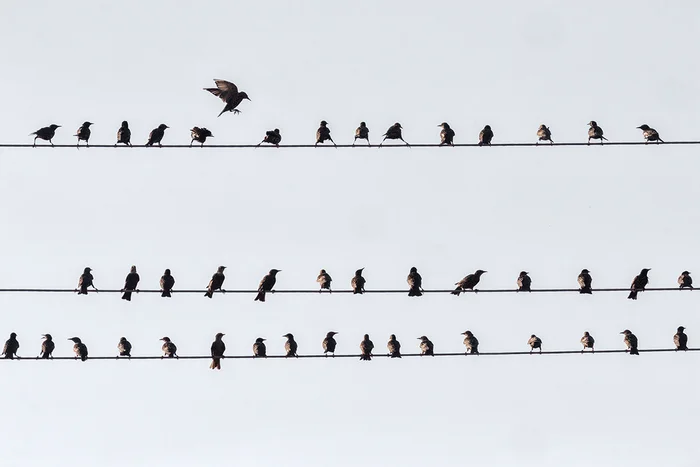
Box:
0, 0, 699, 465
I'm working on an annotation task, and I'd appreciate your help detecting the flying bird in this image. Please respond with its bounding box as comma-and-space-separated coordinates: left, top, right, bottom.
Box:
674, 326, 688, 351
253, 338, 267, 357
146, 124, 169, 147
678, 271, 693, 289
517, 271, 532, 292
407, 267, 423, 297
116, 121, 131, 146
379, 122, 409, 147
580, 331, 595, 353
587, 121, 607, 144
315, 120, 336, 147
578, 269, 593, 294
637, 124, 664, 143
160, 337, 178, 359
452, 270, 487, 295
438, 122, 455, 146
118, 337, 132, 358
205, 266, 226, 298
360, 334, 374, 361
257, 128, 282, 147
317, 269, 332, 292
121, 265, 140, 301
461, 331, 479, 355
210, 332, 225, 369
628, 268, 651, 300
255, 269, 280, 302
621, 330, 639, 355
387, 334, 401, 358
76, 267, 97, 295
30, 124, 60, 147
478, 125, 494, 146
69, 337, 88, 361
354, 122, 370, 146
323, 331, 338, 357
418, 336, 434, 356
283, 333, 298, 357
74, 122, 93, 147
2, 333, 19, 359
39, 334, 54, 359
528, 334, 542, 354
536, 124, 553, 144
204, 79, 250, 117
160, 269, 175, 297
190, 127, 213, 147
351, 268, 366, 294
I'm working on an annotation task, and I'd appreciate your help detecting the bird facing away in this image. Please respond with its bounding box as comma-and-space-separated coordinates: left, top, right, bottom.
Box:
317, 269, 332, 292
452, 270, 487, 295
205, 266, 226, 298
587, 121, 607, 144
379, 122, 409, 147
351, 268, 366, 294
528, 334, 542, 354
190, 127, 213, 147
418, 336, 434, 356
2, 332, 19, 359
146, 124, 169, 147
628, 268, 651, 300
462, 331, 479, 355
255, 269, 280, 302
678, 271, 693, 289
578, 269, 593, 294
323, 331, 338, 356
621, 330, 639, 355
637, 124, 664, 143
77, 267, 96, 295
204, 79, 250, 117
40, 334, 55, 359
74, 122, 93, 147
407, 267, 423, 297
478, 125, 494, 146
283, 333, 298, 357
674, 326, 688, 351
69, 337, 88, 361
581, 331, 595, 353
118, 337, 132, 358
210, 333, 225, 369
354, 122, 370, 146
253, 338, 267, 357
536, 124, 553, 145
160, 269, 175, 297
121, 265, 140, 301
517, 271, 532, 292
315, 120, 336, 147
116, 121, 131, 146
160, 337, 178, 359
360, 334, 374, 361
30, 124, 60, 146
258, 128, 282, 147
439, 122, 455, 146
387, 334, 401, 358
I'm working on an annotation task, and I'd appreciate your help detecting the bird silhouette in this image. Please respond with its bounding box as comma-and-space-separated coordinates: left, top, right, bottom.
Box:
190, 127, 213, 147
253, 338, 267, 358
628, 268, 651, 300
257, 128, 282, 147
317, 269, 332, 292
116, 121, 131, 146
536, 124, 553, 145
146, 124, 169, 147
438, 122, 455, 146
76, 267, 97, 295
354, 122, 370, 146
160, 269, 175, 297
379, 123, 409, 147
74, 122, 93, 148
580, 331, 595, 353
204, 79, 250, 117
637, 124, 664, 143
360, 334, 374, 361
30, 124, 60, 147
478, 125, 493, 146
418, 336, 434, 356
461, 331, 479, 355
674, 326, 688, 351
118, 337, 132, 358
528, 334, 542, 354
351, 268, 366, 294
160, 337, 178, 359
2, 333, 19, 359
69, 337, 88, 361
452, 270, 487, 295
387, 334, 401, 358
210, 333, 225, 369
255, 269, 280, 302
587, 121, 607, 145
407, 267, 423, 297
205, 266, 226, 298
621, 330, 639, 355
121, 265, 140, 301
39, 334, 54, 359
323, 331, 338, 357
517, 271, 532, 292
315, 120, 336, 147
283, 333, 298, 357
578, 269, 593, 294
678, 271, 693, 289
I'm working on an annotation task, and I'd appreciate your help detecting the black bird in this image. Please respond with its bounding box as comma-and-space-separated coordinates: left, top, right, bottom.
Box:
160, 337, 178, 359
39, 334, 54, 359
628, 268, 651, 300
621, 330, 639, 355
253, 338, 267, 358
160, 269, 175, 297
452, 270, 487, 295
351, 268, 366, 294
315, 120, 336, 147
283, 333, 298, 357
75, 122, 93, 147
204, 79, 250, 117
323, 331, 338, 357
116, 121, 131, 146
528, 334, 542, 354
536, 124, 553, 145
407, 267, 423, 297
360, 334, 374, 361
317, 269, 332, 292
478, 125, 494, 146
581, 331, 595, 353
578, 269, 593, 294
387, 334, 401, 358
146, 124, 169, 147
439, 122, 455, 146
204, 266, 226, 298
118, 337, 132, 358
674, 326, 688, 351
30, 124, 60, 146
379, 122, 409, 147
354, 122, 370, 146
121, 265, 140, 301
255, 269, 280, 302
76, 267, 97, 295
678, 271, 693, 289
587, 121, 607, 145
461, 331, 479, 355
190, 127, 213, 147
2, 333, 19, 359
257, 128, 282, 147
69, 337, 88, 361
637, 124, 664, 143
210, 333, 225, 369
418, 336, 434, 356
517, 271, 532, 292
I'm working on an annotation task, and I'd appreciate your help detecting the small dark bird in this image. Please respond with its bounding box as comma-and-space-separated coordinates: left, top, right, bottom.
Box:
581, 331, 595, 353
528, 334, 542, 354
118, 337, 132, 358
452, 270, 487, 295
587, 121, 607, 145
160, 268, 175, 297
204, 79, 250, 117
2, 333, 19, 359
77, 267, 96, 295
407, 267, 423, 297
190, 127, 213, 147
257, 128, 282, 147
418, 336, 434, 356
517, 271, 532, 292
578, 269, 593, 294
317, 269, 332, 292
360, 334, 374, 361
74, 122, 93, 148
39, 334, 54, 359
461, 331, 479, 355
204, 266, 226, 298
351, 268, 366, 294
628, 268, 651, 300
121, 265, 140, 301
536, 124, 553, 145
674, 326, 688, 351
438, 122, 455, 146
210, 332, 225, 369
30, 124, 60, 146
116, 121, 131, 146
253, 338, 267, 358
478, 125, 494, 146
637, 124, 664, 143
621, 330, 639, 355
379, 122, 409, 147
323, 331, 338, 356
160, 337, 178, 359
354, 122, 370, 146
255, 269, 280, 302
315, 120, 336, 147
146, 124, 169, 147
387, 334, 401, 358
69, 337, 88, 361
283, 333, 298, 357
678, 271, 693, 289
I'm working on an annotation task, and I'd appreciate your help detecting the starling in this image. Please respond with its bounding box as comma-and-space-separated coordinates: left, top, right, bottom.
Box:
351, 268, 366, 294
146, 124, 169, 147
438, 122, 455, 146
160, 337, 178, 359
69, 337, 88, 361
528, 334, 542, 354
379, 122, 409, 147
674, 326, 688, 351
116, 121, 131, 146
2, 332, 19, 359
210, 332, 225, 369
587, 121, 607, 145
536, 124, 553, 145
621, 330, 639, 355
580, 331, 595, 353
121, 265, 140, 301
118, 337, 132, 358
315, 120, 336, 147
323, 331, 338, 356
387, 334, 401, 358
353, 122, 370, 146
578, 269, 593, 294
253, 338, 267, 358
74, 122, 93, 148
678, 271, 693, 289
39, 334, 54, 359
452, 270, 487, 295
283, 333, 298, 357
478, 125, 493, 146
637, 124, 664, 143
255, 269, 280, 302
517, 271, 532, 292
204, 79, 250, 117
360, 334, 374, 361
30, 124, 60, 147
76, 267, 97, 295
190, 127, 213, 147
160, 268, 175, 297
407, 267, 423, 297
204, 266, 226, 298
418, 336, 434, 356
461, 331, 479, 355
628, 268, 651, 300
257, 128, 282, 147
317, 269, 332, 292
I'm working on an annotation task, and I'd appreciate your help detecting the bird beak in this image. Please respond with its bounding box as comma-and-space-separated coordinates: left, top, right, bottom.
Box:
165, 126, 170, 129
636, 126, 642, 129
619, 332, 624, 334
246, 97, 251, 101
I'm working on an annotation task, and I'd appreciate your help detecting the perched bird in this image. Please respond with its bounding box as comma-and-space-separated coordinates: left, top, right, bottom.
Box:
204, 266, 226, 298
2, 332, 19, 359
204, 79, 250, 117
478, 125, 494, 146
30, 124, 60, 147
578, 269, 593, 294
637, 124, 664, 143
315, 120, 336, 147
190, 127, 213, 147
387, 334, 401, 358
678, 271, 693, 289
379, 122, 409, 147
116, 121, 131, 146
628, 268, 651, 300
528, 334, 542, 354
253, 338, 267, 357
452, 270, 487, 295
210, 332, 226, 369
146, 124, 169, 147
317, 269, 332, 292
77, 267, 97, 295
674, 326, 688, 351
39, 334, 55, 359
418, 336, 434, 356
351, 268, 366, 294
407, 267, 423, 297
587, 121, 607, 144
69, 337, 88, 361
257, 128, 282, 147
74, 122, 93, 147
160, 268, 175, 297
536, 124, 553, 144
118, 337, 132, 358
360, 334, 374, 361
160, 337, 178, 359
438, 122, 455, 146
621, 330, 639, 355
461, 331, 479, 355
283, 333, 298, 357
255, 269, 280, 302
121, 265, 140, 301
354, 122, 370, 146
517, 271, 532, 292
323, 331, 338, 356
580, 331, 595, 353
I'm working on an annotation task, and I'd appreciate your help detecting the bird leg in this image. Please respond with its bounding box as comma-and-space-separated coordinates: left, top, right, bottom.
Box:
232, 109, 241, 114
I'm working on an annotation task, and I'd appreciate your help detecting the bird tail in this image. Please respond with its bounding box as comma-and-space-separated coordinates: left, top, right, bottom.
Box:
602, 136, 609, 141
580, 287, 592, 294
390, 352, 401, 358
204, 289, 213, 298
630, 348, 639, 355
408, 287, 422, 297
451, 288, 462, 296
78, 286, 88, 295
210, 358, 221, 369
81, 355, 87, 362
360, 355, 371, 361
122, 291, 132, 301
217, 108, 226, 118
628, 290, 638, 300
161, 290, 171, 298
255, 291, 266, 302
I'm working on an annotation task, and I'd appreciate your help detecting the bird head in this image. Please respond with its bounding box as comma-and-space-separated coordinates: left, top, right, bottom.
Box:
678, 326, 686, 332
355, 268, 364, 276
273, 128, 280, 134
588, 121, 597, 127
283, 333, 294, 339
417, 336, 428, 341
583, 331, 590, 336
519, 271, 529, 276
255, 337, 266, 343
215, 333, 225, 339
160, 337, 170, 342
319, 269, 326, 274
475, 269, 487, 275
581, 269, 590, 274
327, 331, 338, 337
158, 124, 169, 130
461, 331, 471, 336
121, 121, 129, 128
83, 122, 93, 127
394, 122, 402, 128
68, 337, 82, 343
10, 332, 17, 339
240, 92, 251, 101
49, 124, 61, 130
363, 334, 370, 340
438, 122, 449, 129
164, 269, 171, 275
682, 271, 691, 275
270, 269, 281, 275
320, 120, 328, 126
389, 334, 396, 340
620, 330, 631, 335
410, 267, 418, 273
484, 125, 492, 130
637, 124, 650, 131
530, 334, 537, 338
190, 127, 200, 133
641, 268, 651, 274
217, 266, 227, 273
360, 122, 366, 127
84, 267, 92, 273
539, 124, 547, 130
42, 334, 52, 340
130, 265, 137, 273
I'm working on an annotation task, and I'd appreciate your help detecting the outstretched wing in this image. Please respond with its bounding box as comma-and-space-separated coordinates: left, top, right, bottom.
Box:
205, 79, 239, 102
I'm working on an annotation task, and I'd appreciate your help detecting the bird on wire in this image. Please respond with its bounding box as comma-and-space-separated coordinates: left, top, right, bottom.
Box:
674, 326, 688, 351
351, 268, 366, 294
536, 124, 553, 145
160, 269, 175, 297
517, 271, 532, 292
637, 124, 664, 143
204, 266, 226, 298
118, 337, 132, 358
379, 122, 409, 147
315, 120, 336, 147
283, 333, 298, 357
2, 332, 20, 359
121, 265, 140, 301
69, 337, 88, 361
257, 128, 282, 147
146, 124, 169, 147
621, 330, 639, 355
255, 269, 280, 302
30, 124, 60, 147
323, 331, 338, 357
578, 269, 593, 294
461, 331, 479, 355
678, 271, 693, 289
317, 269, 332, 293
360, 334, 374, 361
628, 268, 651, 300
418, 336, 434, 356
407, 267, 423, 297
528, 334, 542, 354
253, 338, 267, 358
580, 331, 595, 353
76, 267, 97, 295
190, 127, 213, 147
387, 334, 401, 358
451, 270, 487, 296
438, 122, 455, 146
210, 333, 225, 369
74, 121, 93, 148
116, 121, 131, 146
160, 337, 178, 359
478, 125, 494, 146
353, 122, 370, 146
204, 79, 250, 117
39, 334, 54, 359
587, 121, 607, 145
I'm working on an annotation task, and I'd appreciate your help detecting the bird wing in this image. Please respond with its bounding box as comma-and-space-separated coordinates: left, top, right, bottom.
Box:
205, 80, 239, 102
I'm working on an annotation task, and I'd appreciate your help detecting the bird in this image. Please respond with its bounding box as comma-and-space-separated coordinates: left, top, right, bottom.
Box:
160, 337, 178, 359
438, 122, 455, 146
528, 334, 542, 354
30, 124, 60, 146
39, 334, 54, 359
536, 124, 553, 144
678, 271, 693, 289
118, 337, 132, 358
478, 125, 494, 146
160, 269, 175, 297
74, 122, 93, 147
121, 265, 140, 301
116, 121, 131, 146
323, 331, 338, 357
360, 334, 374, 361
2, 333, 19, 359
283, 333, 298, 357
379, 122, 409, 147
253, 338, 267, 357
461, 331, 479, 355
354, 122, 370, 146
674, 326, 688, 351
190, 127, 213, 147
387, 334, 401, 358
257, 128, 282, 147
637, 124, 664, 143
146, 124, 169, 147
452, 270, 487, 295
204, 79, 250, 117
418, 336, 434, 356
69, 337, 88, 361
317, 269, 332, 292
351, 268, 366, 294
621, 330, 639, 355
210, 333, 226, 369
204, 266, 226, 298
628, 268, 651, 300
587, 121, 607, 144
315, 120, 336, 147
580, 331, 595, 353
578, 269, 593, 294
76, 267, 97, 295
255, 269, 280, 302
407, 267, 423, 297
517, 271, 532, 292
